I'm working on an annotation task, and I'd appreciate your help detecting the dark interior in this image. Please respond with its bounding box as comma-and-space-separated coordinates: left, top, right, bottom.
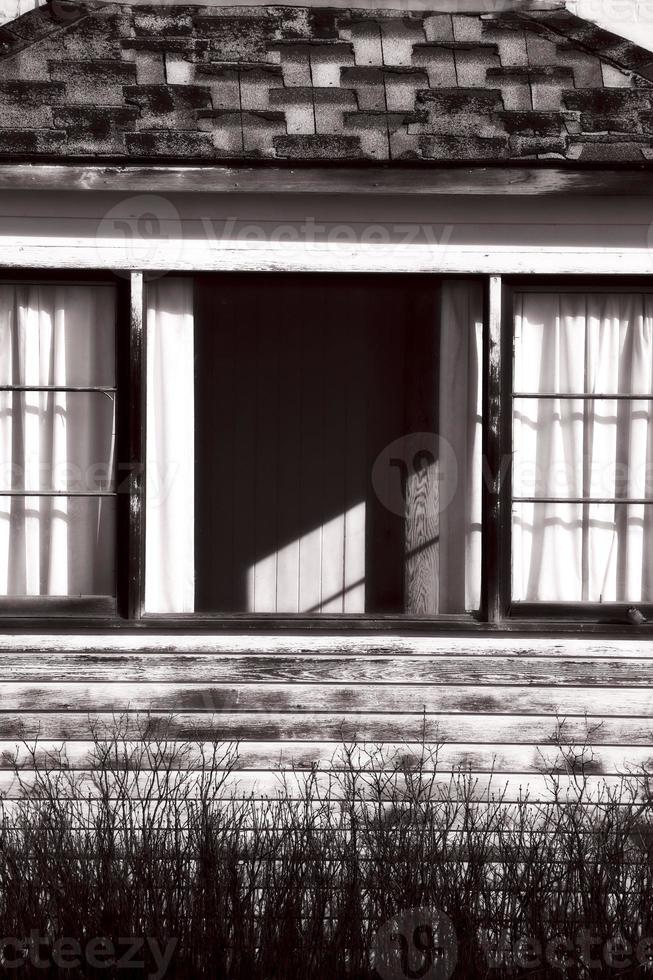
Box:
194, 273, 439, 613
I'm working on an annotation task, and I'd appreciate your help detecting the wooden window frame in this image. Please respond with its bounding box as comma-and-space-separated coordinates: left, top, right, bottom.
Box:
0, 270, 140, 625
1, 265, 653, 635
496, 275, 653, 628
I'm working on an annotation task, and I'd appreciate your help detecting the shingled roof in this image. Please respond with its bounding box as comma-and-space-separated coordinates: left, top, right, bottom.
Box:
1, 1, 653, 162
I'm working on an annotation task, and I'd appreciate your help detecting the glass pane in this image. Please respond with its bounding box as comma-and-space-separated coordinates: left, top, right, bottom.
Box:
145, 276, 483, 616
0, 284, 116, 387
514, 292, 653, 395
513, 398, 653, 500
0, 391, 115, 491
0, 495, 115, 597
512, 501, 653, 603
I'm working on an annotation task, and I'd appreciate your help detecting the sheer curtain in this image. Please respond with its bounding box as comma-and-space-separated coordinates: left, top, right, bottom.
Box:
145, 278, 195, 613
439, 281, 483, 613
513, 292, 653, 603
0, 284, 116, 596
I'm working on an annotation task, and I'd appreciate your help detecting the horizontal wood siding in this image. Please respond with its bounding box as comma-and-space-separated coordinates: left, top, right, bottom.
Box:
0, 635, 649, 799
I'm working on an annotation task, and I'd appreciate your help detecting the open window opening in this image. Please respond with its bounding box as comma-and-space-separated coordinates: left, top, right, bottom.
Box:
144, 273, 483, 617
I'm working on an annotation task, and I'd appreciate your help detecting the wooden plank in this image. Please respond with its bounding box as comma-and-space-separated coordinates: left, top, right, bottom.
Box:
127, 272, 145, 620
7, 215, 653, 249
93, 0, 565, 10
194, 277, 236, 611
9, 238, 653, 275
231, 287, 258, 614
483, 275, 510, 622
366, 284, 406, 611
404, 287, 439, 613
4, 166, 653, 198
0, 634, 651, 657
2, 741, 651, 776
0, 653, 653, 685
298, 280, 324, 613
0, 682, 651, 714
0, 712, 649, 743
275, 285, 303, 614
320, 290, 347, 614
343, 288, 367, 613
0, 769, 638, 802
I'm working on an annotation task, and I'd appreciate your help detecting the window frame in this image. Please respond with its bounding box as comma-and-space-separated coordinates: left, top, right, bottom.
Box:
498, 275, 653, 627
0, 270, 135, 624
1, 268, 653, 634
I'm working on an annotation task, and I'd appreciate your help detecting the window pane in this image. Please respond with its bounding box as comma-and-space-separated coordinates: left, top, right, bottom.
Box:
0, 495, 115, 597
0, 284, 116, 387
145, 275, 482, 616
0, 391, 115, 492
513, 398, 653, 500
513, 290, 653, 605
514, 292, 653, 395
513, 501, 653, 603
0, 283, 116, 599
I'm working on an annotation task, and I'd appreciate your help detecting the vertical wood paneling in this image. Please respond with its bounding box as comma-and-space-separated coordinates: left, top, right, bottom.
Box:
193, 274, 448, 614
275, 284, 302, 613
231, 294, 257, 613
320, 290, 347, 613
298, 282, 324, 613
253, 291, 279, 613
195, 278, 236, 611
343, 292, 367, 613
404, 287, 439, 614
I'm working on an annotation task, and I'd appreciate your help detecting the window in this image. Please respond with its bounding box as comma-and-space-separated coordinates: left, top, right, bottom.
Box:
510, 287, 653, 615
144, 274, 483, 617
0, 271, 651, 628
0, 278, 120, 614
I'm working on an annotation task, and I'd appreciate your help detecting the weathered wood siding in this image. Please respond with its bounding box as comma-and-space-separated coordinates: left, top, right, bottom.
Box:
0, 634, 651, 800
0, 190, 651, 799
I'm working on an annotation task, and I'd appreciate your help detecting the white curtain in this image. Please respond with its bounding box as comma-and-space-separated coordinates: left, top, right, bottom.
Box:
145, 278, 195, 613
439, 281, 483, 613
0, 284, 115, 596
513, 292, 653, 603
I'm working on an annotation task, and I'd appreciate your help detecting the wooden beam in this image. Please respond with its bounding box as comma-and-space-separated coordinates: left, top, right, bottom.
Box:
482, 276, 511, 623
2, 165, 653, 197
92, 0, 564, 8
6, 239, 653, 274
127, 272, 146, 620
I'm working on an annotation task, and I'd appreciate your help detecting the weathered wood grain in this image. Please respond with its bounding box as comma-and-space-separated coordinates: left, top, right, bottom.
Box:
0, 635, 651, 657
2, 165, 653, 197
0, 682, 650, 714
1, 741, 651, 776
8, 238, 653, 275
0, 769, 638, 802
0, 712, 649, 744
0, 653, 652, 685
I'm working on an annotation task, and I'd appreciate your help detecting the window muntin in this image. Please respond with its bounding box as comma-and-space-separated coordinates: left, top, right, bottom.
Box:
511, 290, 653, 606
0, 282, 117, 600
